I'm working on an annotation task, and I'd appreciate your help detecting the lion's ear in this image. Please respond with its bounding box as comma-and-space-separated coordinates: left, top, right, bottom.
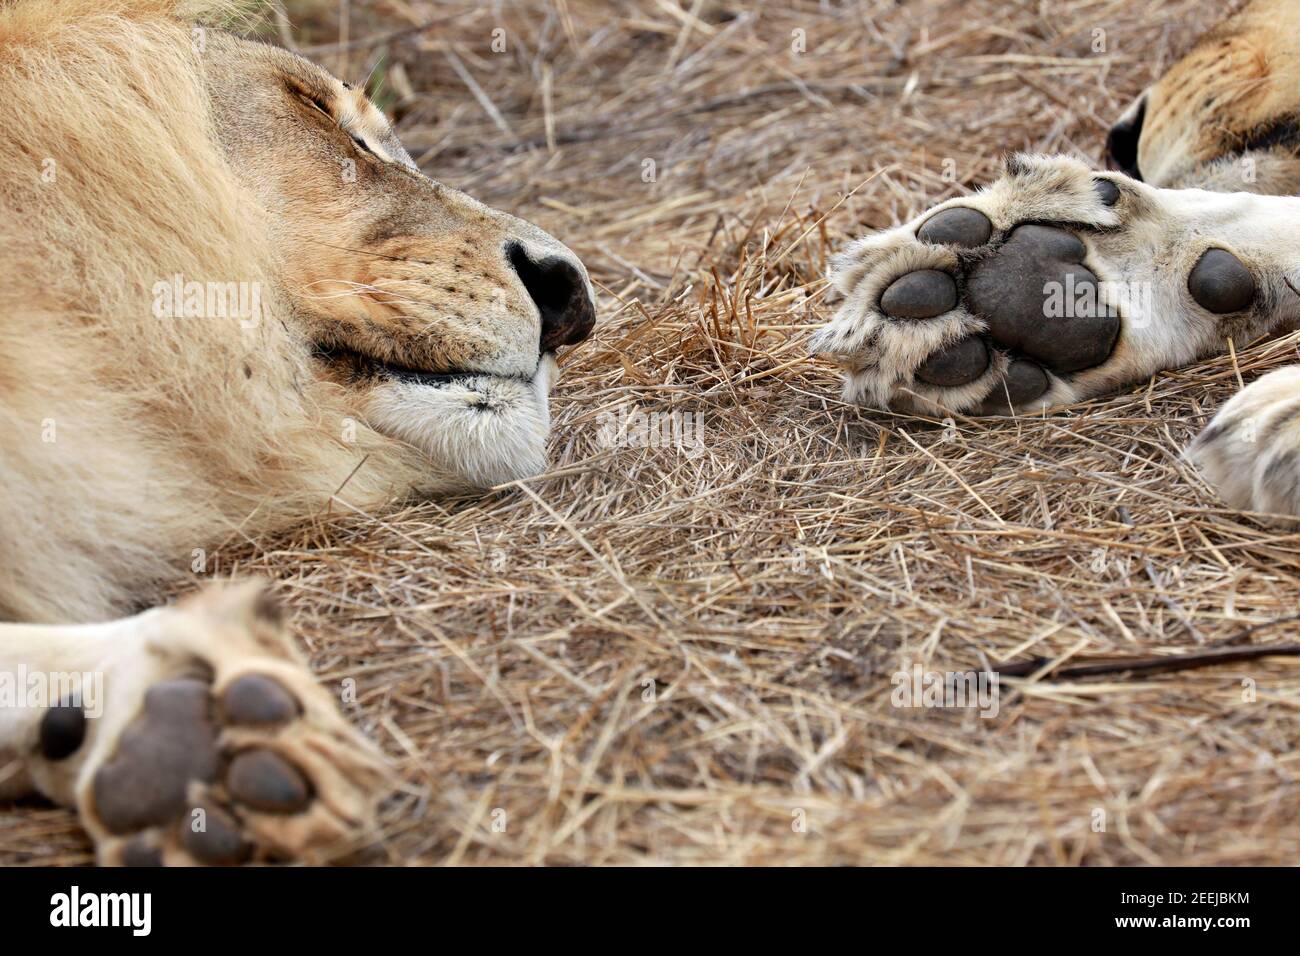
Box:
1103, 93, 1146, 181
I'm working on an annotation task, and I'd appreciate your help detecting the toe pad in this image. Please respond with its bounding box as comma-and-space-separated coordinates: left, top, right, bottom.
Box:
221, 674, 300, 726
915, 337, 990, 387
120, 835, 163, 867
880, 270, 957, 319
1188, 249, 1255, 314
979, 359, 1049, 413
182, 802, 252, 865
227, 749, 312, 813
1093, 179, 1121, 207
917, 207, 992, 248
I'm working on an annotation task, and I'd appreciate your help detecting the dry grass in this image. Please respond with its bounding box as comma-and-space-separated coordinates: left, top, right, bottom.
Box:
8, 0, 1300, 865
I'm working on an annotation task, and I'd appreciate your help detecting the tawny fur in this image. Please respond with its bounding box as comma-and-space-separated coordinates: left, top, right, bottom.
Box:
1136, 0, 1300, 193
0, 0, 598, 866
0, 0, 587, 621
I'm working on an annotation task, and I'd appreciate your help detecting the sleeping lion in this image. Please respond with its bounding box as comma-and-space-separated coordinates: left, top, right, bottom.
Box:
0, 0, 594, 864
3, 0, 1297, 867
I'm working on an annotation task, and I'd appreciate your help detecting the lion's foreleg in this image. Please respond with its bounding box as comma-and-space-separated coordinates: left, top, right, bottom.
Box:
0, 618, 126, 803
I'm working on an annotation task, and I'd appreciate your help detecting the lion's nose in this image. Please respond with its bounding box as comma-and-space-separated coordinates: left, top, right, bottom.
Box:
506, 241, 596, 352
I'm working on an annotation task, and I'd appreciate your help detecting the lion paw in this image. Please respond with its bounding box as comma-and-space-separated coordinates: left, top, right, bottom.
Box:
1189, 366, 1300, 518
30, 581, 388, 866
811, 153, 1296, 416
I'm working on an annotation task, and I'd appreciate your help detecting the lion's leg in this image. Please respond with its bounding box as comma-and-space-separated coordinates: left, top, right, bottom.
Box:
0, 581, 388, 865
811, 154, 1300, 418
0, 620, 122, 802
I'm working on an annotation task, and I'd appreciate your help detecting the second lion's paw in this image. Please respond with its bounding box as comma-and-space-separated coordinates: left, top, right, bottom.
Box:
812, 154, 1282, 417
1190, 366, 1300, 519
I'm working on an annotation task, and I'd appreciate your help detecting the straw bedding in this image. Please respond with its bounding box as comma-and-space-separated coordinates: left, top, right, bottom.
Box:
7, 0, 1299, 865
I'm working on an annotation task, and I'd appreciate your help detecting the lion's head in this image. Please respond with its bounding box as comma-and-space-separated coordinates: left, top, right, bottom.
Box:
0, 0, 595, 619
202, 30, 596, 484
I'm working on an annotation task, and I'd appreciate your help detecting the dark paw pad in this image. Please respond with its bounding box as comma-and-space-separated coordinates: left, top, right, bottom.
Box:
227, 749, 312, 813
1188, 249, 1255, 314
181, 802, 252, 865
221, 674, 300, 726
1093, 179, 1121, 207
966, 224, 1120, 374
39, 703, 86, 761
979, 359, 1049, 414
915, 336, 990, 387
120, 834, 163, 867
92, 678, 219, 834
880, 270, 957, 319
92, 671, 319, 865
917, 207, 992, 248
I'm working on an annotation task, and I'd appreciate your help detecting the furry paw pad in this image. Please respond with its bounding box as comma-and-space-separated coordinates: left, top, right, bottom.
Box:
812, 153, 1287, 416
83, 668, 371, 865
34, 581, 391, 866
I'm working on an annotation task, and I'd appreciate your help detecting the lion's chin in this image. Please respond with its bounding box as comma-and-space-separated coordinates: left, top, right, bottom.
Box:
361, 354, 558, 489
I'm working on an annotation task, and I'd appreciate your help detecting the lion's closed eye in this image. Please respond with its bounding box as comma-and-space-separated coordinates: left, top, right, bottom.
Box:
286, 77, 333, 117
290, 84, 376, 158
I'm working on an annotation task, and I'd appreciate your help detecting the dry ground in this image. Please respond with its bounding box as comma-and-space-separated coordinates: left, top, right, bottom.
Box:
7, 0, 1300, 865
